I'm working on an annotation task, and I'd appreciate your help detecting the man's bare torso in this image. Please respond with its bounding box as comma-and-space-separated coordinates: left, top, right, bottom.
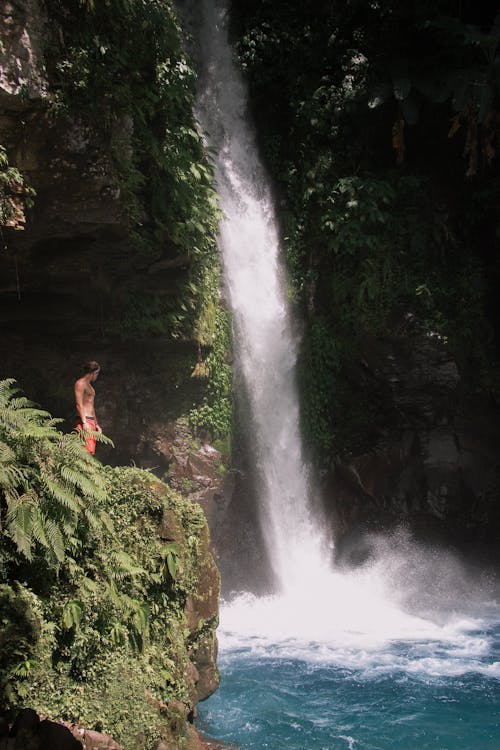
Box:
75, 377, 96, 419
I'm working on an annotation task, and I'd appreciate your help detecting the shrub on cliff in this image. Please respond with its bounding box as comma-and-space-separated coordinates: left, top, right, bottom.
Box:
0, 383, 219, 749
43, 0, 221, 343
0, 378, 111, 568
0, 145, 35, 230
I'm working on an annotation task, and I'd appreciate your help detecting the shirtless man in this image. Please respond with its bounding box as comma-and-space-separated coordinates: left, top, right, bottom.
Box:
74, 361, 102, 455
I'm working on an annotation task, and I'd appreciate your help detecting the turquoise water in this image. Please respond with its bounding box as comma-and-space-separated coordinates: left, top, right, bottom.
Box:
199, 628, 500, 750
199, 639, 500, 750
198, 554, 500, 750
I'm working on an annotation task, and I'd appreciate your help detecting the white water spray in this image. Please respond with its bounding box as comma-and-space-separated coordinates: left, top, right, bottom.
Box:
191, 0, 500, 666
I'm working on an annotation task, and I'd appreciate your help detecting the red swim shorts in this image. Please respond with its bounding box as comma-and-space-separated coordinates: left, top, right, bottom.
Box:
76, 416, 97, 455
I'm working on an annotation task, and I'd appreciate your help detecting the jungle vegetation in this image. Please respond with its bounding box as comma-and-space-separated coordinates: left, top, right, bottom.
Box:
43, 0, 221, 343
230, 0, 500, 461
0, 379, 217, 748
37, 0, 233, 441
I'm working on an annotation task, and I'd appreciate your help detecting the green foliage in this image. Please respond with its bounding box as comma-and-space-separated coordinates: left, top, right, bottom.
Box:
61, 599, 83, 630
232, 0, 499, 461
0, 145, 35, 229
296, 171, 494, 458
160, 542, 179, 581
0, 584, 53, 705
0, 385, 218, 746
0, 379, 112, 566
0, 434, 214, 748
189, 307, 233, 440
299, 320, 341, 456
44, 0, 221, 340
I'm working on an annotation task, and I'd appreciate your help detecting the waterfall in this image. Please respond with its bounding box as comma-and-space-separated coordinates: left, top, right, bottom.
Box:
193, 0, 329, 594
184, 9, 500, 748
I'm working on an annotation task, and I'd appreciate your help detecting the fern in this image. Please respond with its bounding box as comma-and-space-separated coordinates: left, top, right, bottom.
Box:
39, 477, 81, 514
0, 379, 112, 567
29, 504, 50, 551
111, 550, 146, 580
44, 519, 65, 563
82, 508, 101, 532
0, 441, 15, 462
6, 497, 35, 561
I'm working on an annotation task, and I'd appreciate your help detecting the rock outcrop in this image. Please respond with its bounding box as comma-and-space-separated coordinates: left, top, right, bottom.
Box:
1, 709, 231, 750
0, 0, 216, 476
326, 330, 500, 562
0, 3, 228, 745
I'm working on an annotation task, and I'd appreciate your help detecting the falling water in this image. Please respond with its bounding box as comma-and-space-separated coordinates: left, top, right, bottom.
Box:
193, 0, 328, 594
187, 4, 500, 748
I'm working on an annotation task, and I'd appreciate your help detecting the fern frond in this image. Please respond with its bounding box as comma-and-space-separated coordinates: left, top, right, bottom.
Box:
59, 465, 87, 488
30, 504, 50, 550
81, 576, 99, 594
0, 414, 53, 439
58, 464, 84, 484
5, 498, 34, 560
0, 379, 18, 407
98, 510, 114, 534
0, 462, 26, 490
83, 506, 102, 531
106, 579, 123, 608
93, 431, 114, 447
111, 550, 146, 579
0, 440, 15, 462
0, 482, 21, 505
44, 518, 65, 563
0, 438, 26, 495
60, 467, 105, 500
8, 397, 38, 410
0, 405, 51, 424
0, 379, 112, 567
39, 476, 81, 514
56, 432, 88, 455
62, 518, 78, 537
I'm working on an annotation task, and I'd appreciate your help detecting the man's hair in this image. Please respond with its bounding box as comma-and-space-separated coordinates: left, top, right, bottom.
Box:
82, 360, 100, 373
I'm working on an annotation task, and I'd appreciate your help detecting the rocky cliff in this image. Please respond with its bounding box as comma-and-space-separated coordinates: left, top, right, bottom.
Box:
0, 0, 227, 469
0, 2, 226, 747
325, 328, 500, 564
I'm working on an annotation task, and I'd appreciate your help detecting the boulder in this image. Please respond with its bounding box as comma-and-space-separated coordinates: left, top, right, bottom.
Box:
80, 729, 121, 750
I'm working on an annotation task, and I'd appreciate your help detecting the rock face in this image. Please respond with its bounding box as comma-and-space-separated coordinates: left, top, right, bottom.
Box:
155, 478, 221, 709
326, 331, 500, 562
0, 8, 224, 746
1, 709, 228, 750
0, 0, 48, 102
0, 0, 212, 477
0, 0, 127, 306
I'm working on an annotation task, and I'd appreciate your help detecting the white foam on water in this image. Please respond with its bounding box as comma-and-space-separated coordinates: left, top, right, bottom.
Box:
337, 737, 357, 750
217, 558, 500, 679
